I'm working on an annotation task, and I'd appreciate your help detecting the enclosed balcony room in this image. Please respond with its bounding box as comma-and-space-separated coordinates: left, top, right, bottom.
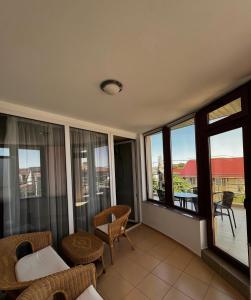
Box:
0, 1, 251, 300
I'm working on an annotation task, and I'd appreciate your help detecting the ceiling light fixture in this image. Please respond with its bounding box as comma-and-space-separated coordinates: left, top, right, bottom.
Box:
100, 79, 123, 95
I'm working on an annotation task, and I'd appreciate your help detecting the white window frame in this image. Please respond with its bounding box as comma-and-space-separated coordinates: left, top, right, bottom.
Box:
0, 100, 137, 233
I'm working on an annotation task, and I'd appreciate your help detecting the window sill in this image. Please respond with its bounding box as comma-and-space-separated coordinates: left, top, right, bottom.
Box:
144, 200, 204, 221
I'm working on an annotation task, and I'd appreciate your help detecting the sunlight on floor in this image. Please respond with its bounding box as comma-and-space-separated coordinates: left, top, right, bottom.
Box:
97, 224, 246, 300
215, 207, 248, 266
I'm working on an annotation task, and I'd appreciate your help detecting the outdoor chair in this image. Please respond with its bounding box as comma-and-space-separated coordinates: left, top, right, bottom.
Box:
190, 197, 198, 212
17, 264, 103, 300
192, 187, 198, 194
173, 197, 181, 207
190, 187, 198, 212
0, 231, 69, 297
214, 191, 236, 237
157, 189, 165, 202
93, 205, 134, 264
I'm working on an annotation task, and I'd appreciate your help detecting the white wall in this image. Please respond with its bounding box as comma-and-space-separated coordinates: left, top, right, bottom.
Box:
142, 201, 207, 256
138, 132, 207, 256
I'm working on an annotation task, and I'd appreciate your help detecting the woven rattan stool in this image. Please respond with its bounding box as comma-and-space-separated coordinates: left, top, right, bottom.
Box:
62, 231, 105, 277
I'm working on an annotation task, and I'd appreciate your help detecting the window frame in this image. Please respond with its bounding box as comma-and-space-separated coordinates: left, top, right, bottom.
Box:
196, 83, 251, 274
144, 128, 167, 205
143, 84, 251, 217
144, 114, 200, 216
168, 116, 199, 214
0, 113, 69, 244
144, 81, 251, 274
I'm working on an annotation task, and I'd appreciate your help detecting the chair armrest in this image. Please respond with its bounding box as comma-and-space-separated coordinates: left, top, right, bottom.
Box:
93, 210, 109, 228
17, 264, 96, 300
0, 255, 34, 291
109, 215, 128, 238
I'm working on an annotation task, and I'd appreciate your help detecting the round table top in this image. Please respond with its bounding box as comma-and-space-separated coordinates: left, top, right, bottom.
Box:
174, 192, 198, 198
62, 231, 104, 265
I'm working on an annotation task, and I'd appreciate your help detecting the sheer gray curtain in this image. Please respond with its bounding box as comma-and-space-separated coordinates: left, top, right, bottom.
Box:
0, 114, 68, 246
70, 127, 111, 232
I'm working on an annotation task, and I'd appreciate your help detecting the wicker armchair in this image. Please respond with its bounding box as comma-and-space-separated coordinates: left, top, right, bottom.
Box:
0, 231, 52, 294
93, 205, 134, 264
17, 264, 96, 300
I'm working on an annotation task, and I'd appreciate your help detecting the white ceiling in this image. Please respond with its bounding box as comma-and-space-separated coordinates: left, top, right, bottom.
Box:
1, 1, 251, 133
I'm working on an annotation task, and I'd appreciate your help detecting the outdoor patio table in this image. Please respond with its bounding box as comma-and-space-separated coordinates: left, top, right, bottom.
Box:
174, 192, 198, 210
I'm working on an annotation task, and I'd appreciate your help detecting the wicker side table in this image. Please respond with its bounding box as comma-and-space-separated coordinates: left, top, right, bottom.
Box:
62, 231, 105, 277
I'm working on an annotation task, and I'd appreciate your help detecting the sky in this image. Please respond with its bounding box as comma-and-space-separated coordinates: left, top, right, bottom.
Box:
18, 149, 41, 168
94, 146, 109, 167
16, 146, 109, 169
1, 127, 244, 169
151, 127, 244, 165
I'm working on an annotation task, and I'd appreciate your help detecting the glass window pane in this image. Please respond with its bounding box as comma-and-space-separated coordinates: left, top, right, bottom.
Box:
209, 128, 248, 266
0, 114, 68, 247
145, 132, 165, 202
171, 118, 198, 212
208, 98, 241, 124
0, 147, 10, 157
18, 149, 41, 199
70, 128, 110, 231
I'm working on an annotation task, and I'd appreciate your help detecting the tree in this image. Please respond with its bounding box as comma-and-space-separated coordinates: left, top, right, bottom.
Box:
172, 175, 192, 192
152, 178, 159, 193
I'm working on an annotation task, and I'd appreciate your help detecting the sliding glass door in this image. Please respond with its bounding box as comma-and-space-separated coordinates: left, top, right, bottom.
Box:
70, 127, 110, 232
0, 114, 69, 246
200, 89, 251, 273
209, 127, 248, 266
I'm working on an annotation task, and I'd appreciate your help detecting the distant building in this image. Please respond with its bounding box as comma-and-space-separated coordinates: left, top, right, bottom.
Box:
19, 167, 41, 198
174, 157, 245, 200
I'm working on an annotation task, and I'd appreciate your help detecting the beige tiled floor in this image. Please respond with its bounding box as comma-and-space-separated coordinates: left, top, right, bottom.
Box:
97, 224, 247, 300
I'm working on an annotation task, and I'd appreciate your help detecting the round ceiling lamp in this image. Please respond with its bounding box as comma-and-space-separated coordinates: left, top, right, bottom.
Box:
100, 79, 123, 95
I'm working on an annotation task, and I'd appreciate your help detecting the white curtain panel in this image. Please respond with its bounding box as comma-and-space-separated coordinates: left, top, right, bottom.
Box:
0, 114, 69, 247
70, 127, 111, 232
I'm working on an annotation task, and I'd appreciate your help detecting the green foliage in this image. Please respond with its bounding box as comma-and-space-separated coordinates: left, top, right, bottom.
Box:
152, 178, 159, 193
152, 174, 193, 193
233, 194, 245, 204
172, 174, 192, 192
176, 163, 185, 169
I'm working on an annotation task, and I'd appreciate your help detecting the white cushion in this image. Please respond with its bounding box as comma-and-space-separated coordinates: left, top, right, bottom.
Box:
76, 285, 103, 300
96, 223, 125, 235
15, 245, 69, 282
97, 224, 108, 234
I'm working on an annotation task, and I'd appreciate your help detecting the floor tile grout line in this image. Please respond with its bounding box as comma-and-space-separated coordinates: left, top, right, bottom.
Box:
98, 225, 245, 300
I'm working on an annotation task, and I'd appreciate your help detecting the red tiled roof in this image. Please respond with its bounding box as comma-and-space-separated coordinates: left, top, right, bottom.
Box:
178, 157, 244, 178
172, 167, 182, 174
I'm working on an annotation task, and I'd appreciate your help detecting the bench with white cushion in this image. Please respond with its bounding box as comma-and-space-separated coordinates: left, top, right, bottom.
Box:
15, 246, 69, 282
76, 285, 103, 300
16, 264, 103, 300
